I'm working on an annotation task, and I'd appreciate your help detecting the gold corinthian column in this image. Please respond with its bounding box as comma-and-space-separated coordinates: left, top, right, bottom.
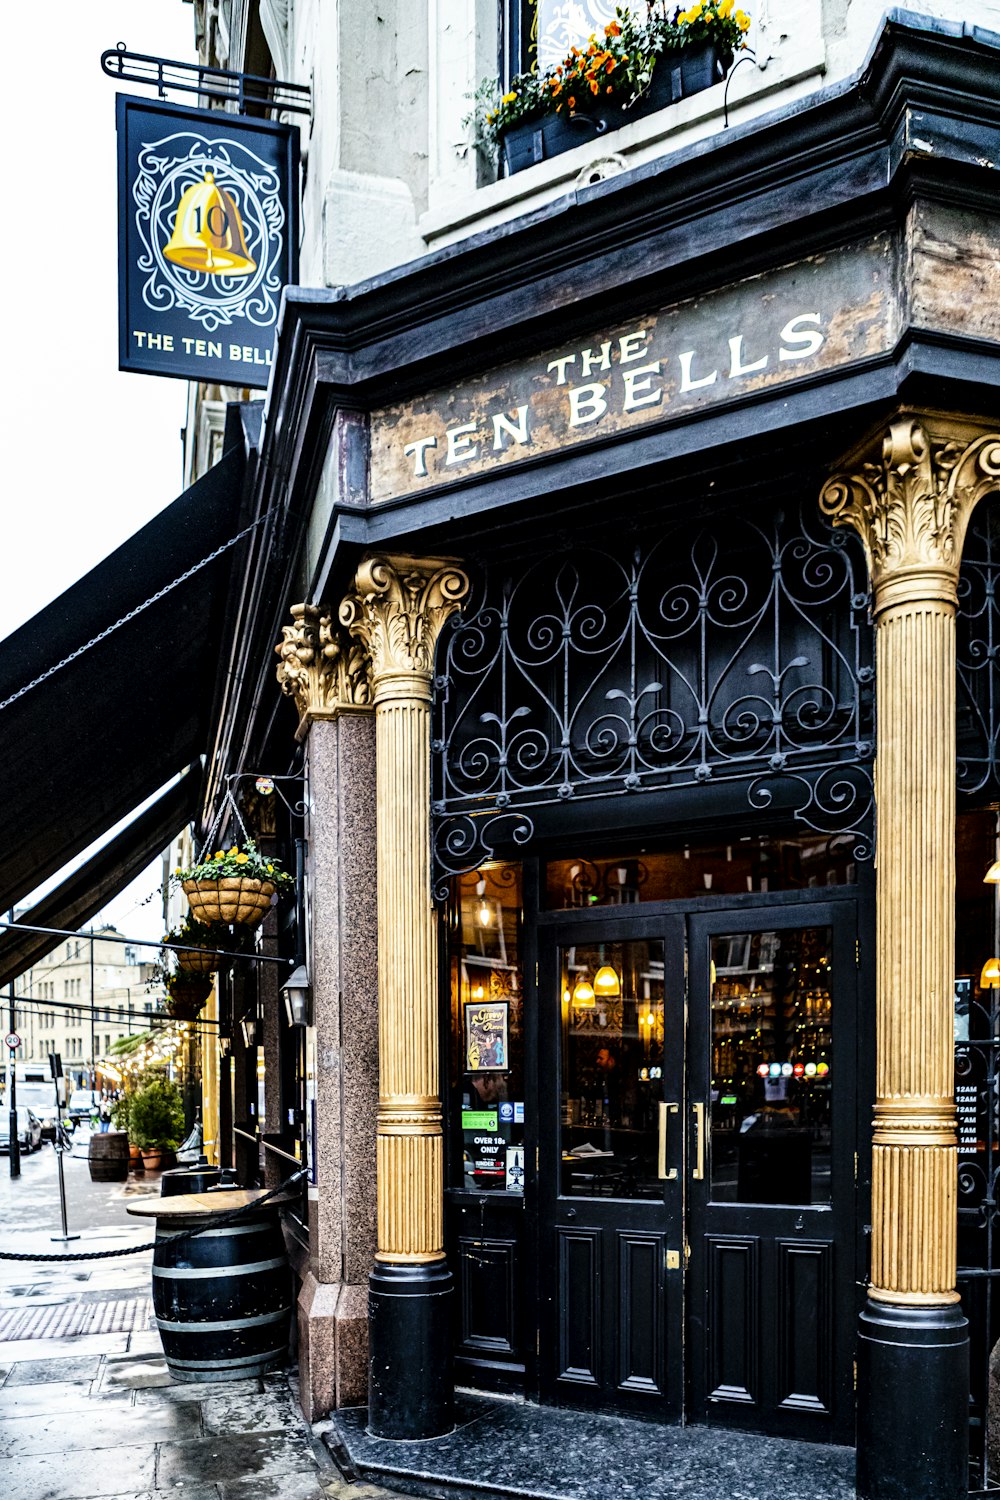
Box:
820, 412, 1000, 1500
339, 552, 469, 1441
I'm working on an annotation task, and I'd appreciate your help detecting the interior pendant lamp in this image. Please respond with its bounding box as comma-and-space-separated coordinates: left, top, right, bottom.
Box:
981, 957, 1000, 989
594, 965, 621, 997
572, 977, 596, 1008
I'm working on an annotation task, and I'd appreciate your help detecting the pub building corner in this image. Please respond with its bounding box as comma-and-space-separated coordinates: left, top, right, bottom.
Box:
195, 14, 1000, 1500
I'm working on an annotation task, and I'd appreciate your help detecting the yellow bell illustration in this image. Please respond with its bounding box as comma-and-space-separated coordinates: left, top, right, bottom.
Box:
163, 170, 256, 276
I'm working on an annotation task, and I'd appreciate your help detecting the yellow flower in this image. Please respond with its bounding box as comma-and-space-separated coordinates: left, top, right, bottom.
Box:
229, 845, 238, 855
719, 0, 734, 13
214, 851, 225, 861
735, 8, 750, 26
502, 90, 517, 103
236, 853, 249, 865
266, 864, 274, 873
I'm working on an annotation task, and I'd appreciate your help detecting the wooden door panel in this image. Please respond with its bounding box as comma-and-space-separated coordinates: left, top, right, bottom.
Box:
775, 1238, 834, 1415
557, 1226, 602, 1387
617, 1230, 667, 1395
457, 1234, 519, 1357
707, 1234, 759, 1406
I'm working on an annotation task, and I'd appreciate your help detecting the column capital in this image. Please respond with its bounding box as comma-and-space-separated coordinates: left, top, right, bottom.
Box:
819, 411, 1000, 612
339, 553, 469, 698
275, 603, 373, 740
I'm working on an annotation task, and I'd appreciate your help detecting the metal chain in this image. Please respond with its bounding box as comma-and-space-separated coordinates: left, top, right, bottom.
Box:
0, 508, 275, 717
0, 1167, 307, 1262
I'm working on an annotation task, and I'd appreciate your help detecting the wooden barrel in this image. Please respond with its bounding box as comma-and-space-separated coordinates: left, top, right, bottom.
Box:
88, 1131, 129, 1182
152, 1206, 291, 1382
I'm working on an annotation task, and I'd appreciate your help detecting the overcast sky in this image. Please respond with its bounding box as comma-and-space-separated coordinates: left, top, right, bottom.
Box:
3, 2, 199, 943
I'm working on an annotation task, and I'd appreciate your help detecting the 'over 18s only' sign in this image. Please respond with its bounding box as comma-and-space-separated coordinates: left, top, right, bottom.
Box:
117, 97, 298, 387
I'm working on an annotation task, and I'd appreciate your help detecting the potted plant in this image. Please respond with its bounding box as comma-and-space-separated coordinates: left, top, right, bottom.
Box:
129, 1077, 184, 1172
470, 2, 750, 175
174, 840, 293, 927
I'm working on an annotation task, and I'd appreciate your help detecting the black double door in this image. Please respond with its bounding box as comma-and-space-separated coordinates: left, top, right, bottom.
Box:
535, 896, 859, 1441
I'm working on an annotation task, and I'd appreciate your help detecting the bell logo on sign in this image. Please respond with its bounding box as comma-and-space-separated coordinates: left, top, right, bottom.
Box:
117, 97, 299, 387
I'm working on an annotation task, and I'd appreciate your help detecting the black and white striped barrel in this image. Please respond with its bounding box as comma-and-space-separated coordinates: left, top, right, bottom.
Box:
152, 1207, 291, 1382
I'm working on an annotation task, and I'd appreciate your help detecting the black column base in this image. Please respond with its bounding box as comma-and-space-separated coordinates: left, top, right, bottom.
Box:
368, 1259, 454, 1440
857, 1295, 969, 1500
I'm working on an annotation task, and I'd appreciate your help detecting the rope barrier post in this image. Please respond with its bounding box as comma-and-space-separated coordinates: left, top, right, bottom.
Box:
50, 1053, 78, 1244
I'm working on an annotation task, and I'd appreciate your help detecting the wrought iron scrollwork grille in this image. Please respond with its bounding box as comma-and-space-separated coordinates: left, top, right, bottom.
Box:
431, 501, 874, 897
958, 501, 1000, 798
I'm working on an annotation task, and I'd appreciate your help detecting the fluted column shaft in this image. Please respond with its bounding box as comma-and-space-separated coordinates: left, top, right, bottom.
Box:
870, 575, 959, 1303
339, 556, 469, 1274
373, 673, 443, 1262
821, 418, 1000, 1313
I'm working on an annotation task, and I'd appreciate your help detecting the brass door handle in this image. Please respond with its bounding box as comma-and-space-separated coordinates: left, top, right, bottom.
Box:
658, 1101, 679, 1181
692, 1101, 706, 1180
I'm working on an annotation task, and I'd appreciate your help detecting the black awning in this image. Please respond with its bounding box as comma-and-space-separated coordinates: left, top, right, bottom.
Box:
0, 444, 246, 915
0, 771, 198, 989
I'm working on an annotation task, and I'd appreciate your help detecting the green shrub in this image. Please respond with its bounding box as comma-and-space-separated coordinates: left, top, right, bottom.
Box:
129, 1077, 185, 1150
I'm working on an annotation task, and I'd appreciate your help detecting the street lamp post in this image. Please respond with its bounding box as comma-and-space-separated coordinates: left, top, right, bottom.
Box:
89, 933, 96, 1092
7, 908, 19, 1180
8, 974, 19, 1180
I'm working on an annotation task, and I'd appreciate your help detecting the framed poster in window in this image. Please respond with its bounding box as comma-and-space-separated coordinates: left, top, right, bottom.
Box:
464, 1001, 509, 1073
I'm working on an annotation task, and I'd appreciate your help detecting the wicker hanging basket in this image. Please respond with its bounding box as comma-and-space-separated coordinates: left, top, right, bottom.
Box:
165, 973, 212, 1021
183, 876, 275, 927
176, 948, 219, 975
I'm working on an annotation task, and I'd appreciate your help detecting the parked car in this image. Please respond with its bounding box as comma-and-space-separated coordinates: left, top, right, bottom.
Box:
0, 1107, 43, 1154
67, 1089, 101, 1122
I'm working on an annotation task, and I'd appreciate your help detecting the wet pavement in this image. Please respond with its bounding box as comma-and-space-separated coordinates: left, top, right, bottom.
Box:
0, 1149, 401, 1500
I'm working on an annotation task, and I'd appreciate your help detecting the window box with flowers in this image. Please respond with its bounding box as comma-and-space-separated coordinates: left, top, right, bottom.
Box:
471, 3, 750, 176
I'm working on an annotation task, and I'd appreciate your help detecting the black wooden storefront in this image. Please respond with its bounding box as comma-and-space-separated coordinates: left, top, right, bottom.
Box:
433, 492, 875, 1444
956, 496, 1000, 1495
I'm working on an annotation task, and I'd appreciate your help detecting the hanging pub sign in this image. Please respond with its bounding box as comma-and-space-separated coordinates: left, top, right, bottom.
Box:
116, 97, 299, 387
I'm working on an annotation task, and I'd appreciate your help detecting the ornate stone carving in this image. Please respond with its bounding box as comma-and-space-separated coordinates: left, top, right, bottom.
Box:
339, 554, 470, 692
275, 603, 372, 737
819, 414, 1000, 606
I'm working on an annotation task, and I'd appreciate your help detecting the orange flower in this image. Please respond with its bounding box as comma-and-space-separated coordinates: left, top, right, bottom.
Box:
568, 94, 576, 107
605, 57, 615, 73
590, 79, 599, 94
605, 19, 621, 35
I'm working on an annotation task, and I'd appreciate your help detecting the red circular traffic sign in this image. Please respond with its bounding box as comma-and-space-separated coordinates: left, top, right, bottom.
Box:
5, 1033, 20, 1050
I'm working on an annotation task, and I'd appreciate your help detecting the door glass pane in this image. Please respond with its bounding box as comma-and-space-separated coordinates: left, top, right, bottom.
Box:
448, 863, 525, 1192
560, 939, 665, 1199
545, 834, 856, 909
709, 926, 833, 1205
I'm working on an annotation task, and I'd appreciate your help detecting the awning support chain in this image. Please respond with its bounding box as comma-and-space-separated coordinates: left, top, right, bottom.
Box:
0, 508, 276, 718
199, 782, 253, 861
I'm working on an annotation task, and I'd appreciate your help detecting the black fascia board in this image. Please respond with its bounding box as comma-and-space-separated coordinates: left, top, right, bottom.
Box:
214, 12, 1000, 785
264, 11, 1000, 405
248, 13, 1000, 583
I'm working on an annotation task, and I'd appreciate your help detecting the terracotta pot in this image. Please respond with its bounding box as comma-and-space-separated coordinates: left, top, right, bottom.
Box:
176, 948, 218, 975
183, 876, 276, 927
140, 1149, 164, 1171
129, 1143, 143, 1169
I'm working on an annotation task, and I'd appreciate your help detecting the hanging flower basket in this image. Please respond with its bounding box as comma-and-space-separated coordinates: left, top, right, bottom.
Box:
165, 972, 212, 1021
174, 840, 293, 929
164, 913, 234, 975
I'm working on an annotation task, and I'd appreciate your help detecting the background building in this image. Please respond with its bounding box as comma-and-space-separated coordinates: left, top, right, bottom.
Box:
14, 926, 158, 1084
